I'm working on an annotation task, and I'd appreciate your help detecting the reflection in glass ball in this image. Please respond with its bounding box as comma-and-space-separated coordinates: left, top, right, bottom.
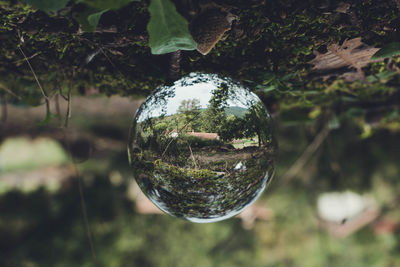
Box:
128, 73, 276, 223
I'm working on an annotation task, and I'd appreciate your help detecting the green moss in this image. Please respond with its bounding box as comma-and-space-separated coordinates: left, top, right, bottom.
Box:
154, 159, 217, 180
1, 1, 400, 130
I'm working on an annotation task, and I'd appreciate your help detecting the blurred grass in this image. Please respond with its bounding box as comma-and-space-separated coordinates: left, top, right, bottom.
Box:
0, 117, 399, 267
0, 137, 68, 172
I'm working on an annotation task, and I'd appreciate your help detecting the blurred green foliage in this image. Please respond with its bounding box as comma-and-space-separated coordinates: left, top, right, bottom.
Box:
0, 137, 68, 172
1, 121, 400, 266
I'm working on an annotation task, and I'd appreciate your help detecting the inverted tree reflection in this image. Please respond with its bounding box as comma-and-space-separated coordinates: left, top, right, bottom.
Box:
129, 73, 276, 222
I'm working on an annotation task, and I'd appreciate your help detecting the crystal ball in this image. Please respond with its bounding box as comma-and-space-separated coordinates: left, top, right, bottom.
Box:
128, 73, 276, 223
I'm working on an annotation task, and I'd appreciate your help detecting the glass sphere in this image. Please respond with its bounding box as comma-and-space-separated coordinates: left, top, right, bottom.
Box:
128, 73, 276, 223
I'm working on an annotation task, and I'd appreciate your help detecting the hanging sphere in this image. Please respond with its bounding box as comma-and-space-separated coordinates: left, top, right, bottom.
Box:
128, 73, 276, 223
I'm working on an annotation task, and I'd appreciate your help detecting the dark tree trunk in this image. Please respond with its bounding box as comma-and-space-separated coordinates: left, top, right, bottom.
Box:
168, 50, 182, 83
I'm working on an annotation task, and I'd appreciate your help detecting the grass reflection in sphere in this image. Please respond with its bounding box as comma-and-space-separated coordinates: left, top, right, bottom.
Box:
128, 73, 276, 223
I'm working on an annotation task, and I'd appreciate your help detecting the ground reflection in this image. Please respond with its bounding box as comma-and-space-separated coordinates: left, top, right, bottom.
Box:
129, 73, 276, 222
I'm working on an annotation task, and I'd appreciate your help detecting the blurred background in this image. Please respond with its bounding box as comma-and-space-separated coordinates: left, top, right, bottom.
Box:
1, 94, 399, 267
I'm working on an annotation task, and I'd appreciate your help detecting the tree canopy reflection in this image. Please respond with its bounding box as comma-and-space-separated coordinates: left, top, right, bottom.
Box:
129, 73, 276, 222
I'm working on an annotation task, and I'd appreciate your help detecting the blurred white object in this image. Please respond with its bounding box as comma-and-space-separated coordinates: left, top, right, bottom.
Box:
234, 161, 246, 171
317, 191, 374, 223
317, 191, 379, 237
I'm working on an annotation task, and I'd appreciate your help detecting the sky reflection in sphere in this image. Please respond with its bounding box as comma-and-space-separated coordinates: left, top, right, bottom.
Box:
128, 73, 276, 223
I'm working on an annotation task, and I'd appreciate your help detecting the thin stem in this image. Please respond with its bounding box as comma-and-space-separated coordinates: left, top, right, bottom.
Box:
18, 46, 48, 100
0, 85, 22, 100
62, 131, 99, 266
64, 86, 72, 128
161, 111, 202, 158
55, 94, 61, 124
281, 123, 330, 182
188, 142, 198, 169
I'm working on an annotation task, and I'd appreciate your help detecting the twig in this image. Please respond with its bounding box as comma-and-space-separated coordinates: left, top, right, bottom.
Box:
64, 86, 72, 128
94, 26, 118, 33
62, 130, 98, 266
19, 45, 53, 123
77, 37, 126, 79
281, 123, 330, 182
161, 137, 176, 158
55, 94, 61, 124
98, 47, 126, 78
188, 142, 198, 169
59, 87, 69, 101
18, 32, 98, 265
0, 85, 22, 99
18, 46, 49, 100
44, 97, 51, 121
76, 165, 98, 266
13, 51, 41, 64
161, 112, 202, 158
56, 67, 95, 265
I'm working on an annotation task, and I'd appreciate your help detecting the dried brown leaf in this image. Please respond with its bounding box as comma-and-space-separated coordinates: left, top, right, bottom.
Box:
335, 2, 351, 13
310, 38, 380, 72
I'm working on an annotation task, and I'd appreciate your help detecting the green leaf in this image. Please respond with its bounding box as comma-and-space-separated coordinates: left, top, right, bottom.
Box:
147, 0, 197, 55
23, 0, 70, 12
80, 0, 140, 10
371, 42, 400, 59
73, 7, 109, 32
87, 9, 108, 31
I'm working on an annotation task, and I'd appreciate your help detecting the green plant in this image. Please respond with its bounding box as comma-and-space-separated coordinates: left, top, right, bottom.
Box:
21, 0, 195, 53
372, 42, 400, 59
73, 7, 109, 32
147, 0, 197, 54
